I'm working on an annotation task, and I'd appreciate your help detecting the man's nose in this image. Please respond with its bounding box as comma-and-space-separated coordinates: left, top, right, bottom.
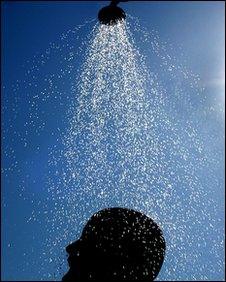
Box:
66, 240, 80, 254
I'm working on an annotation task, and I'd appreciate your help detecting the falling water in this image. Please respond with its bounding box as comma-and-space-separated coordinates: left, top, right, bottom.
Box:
2, 16, 224, 281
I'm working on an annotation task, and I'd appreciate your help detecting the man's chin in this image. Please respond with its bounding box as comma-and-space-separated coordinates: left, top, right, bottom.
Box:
62, 269, 76, 281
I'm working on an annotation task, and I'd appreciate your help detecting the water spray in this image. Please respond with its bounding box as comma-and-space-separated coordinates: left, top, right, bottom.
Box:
98, 0, 128, 25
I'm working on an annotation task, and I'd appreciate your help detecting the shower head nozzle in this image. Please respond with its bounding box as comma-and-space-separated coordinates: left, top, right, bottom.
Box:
98, 1, 127, 26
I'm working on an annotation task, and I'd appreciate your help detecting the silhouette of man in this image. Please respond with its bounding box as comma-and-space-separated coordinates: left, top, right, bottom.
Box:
62, 207, 166, 281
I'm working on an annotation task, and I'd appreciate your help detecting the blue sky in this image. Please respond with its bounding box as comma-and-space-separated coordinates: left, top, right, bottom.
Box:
1, 1, 225, 281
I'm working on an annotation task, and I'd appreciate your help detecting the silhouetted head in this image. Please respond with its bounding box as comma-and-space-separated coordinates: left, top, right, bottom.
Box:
62, 207, 166, 281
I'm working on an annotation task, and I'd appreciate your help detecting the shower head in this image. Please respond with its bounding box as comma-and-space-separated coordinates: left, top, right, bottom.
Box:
98, 1, 128, 26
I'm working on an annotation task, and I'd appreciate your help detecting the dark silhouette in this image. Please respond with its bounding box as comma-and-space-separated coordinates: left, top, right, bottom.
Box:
98, 1, 127, 25
62, 207, 166, 281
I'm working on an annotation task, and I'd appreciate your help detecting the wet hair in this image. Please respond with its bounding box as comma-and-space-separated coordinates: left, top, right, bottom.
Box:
62, 207, 166, 281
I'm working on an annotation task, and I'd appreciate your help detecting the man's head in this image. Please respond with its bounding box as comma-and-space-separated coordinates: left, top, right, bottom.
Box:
62, 207, 166, 281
